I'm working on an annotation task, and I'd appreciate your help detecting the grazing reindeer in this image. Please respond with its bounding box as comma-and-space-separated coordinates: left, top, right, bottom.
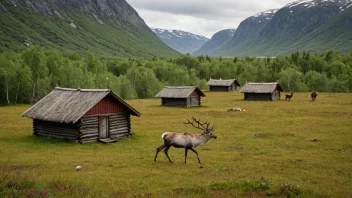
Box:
311, 91, 318, 101
154, 117, 217, 164
285, 92, 293, 101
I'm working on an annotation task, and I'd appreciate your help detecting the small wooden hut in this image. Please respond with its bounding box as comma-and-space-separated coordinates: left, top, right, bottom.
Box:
155, 86, 205, 107
240, 82, 283, 101
207, 79, 240, 92
22, 87, 141, 144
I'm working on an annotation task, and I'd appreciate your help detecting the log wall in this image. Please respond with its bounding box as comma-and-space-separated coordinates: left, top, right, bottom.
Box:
109, 113, 131, 139
161, 98, 188, 107
244, 93, 273, 101
209, 86, 230, 92
33, 119, 79, 141
79, 116, 99, 144
78, 113, 131, 143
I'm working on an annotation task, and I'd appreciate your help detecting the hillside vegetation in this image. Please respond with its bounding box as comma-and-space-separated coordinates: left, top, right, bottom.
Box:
0, 92, 351, 197
214, 1, 352, 57
0, 2, 178, 58
0, 47, 352, 104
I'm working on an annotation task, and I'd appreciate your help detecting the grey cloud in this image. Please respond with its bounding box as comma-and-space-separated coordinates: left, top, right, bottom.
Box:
126, 0, 294, 37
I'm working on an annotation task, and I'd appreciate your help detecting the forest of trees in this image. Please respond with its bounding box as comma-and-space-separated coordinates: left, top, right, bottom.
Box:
0, 46, 351, 104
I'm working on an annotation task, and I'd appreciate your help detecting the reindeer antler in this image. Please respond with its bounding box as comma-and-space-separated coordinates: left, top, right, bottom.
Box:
184, 117, 214, 132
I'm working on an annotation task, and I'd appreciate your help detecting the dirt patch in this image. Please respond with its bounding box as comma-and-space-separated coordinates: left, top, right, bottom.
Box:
242, 190, 267, 197
23, 189, 49, 198
5, 164, 39, 171
280, 132, 295, 137
254, 133, 269, 138
51, 184, 77, 193
112, 190, 128, 197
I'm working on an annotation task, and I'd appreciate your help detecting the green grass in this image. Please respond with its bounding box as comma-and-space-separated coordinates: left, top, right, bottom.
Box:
0, 92, 352, 197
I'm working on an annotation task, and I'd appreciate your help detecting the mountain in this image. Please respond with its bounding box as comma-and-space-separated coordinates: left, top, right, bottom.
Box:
227, 9, 278, 48
215, 0, 352, 57
193, 29, 235, 55
0, 0, 179, 58
288, 6, 352, 53
151, 28, 209, 54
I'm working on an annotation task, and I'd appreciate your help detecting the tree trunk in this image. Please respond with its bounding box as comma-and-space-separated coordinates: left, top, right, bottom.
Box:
31, 82, 36, 104
5, 74, 9, 105
15, 82, 21, 104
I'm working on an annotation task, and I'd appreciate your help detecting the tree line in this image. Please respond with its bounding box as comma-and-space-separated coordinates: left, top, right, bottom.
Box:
0, 47, 351, 104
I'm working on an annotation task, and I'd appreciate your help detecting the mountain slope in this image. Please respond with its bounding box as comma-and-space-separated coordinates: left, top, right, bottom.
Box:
0, 0, 179, 58
215, 0, 352, 57
289, 6, 352, 53
152, 28, 209, 54
193, 29, 235, 55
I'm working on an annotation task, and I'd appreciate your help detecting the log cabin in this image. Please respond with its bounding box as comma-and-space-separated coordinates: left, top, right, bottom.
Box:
155, 86, 205, 107
22, 87, 141, 144
207, 79, 240, 92
240, 82, 283, 101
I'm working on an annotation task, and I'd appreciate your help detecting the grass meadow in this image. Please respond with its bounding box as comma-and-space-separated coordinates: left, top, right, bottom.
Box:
0, 92, 351, 197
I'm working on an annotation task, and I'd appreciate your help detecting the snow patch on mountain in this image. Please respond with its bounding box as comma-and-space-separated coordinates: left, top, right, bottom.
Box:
151, 28, 209, 41
253, 9, 279, 18
284, 0, 352, 11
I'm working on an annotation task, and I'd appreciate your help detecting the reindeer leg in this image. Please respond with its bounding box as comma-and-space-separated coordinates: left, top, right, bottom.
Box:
164, 146, 173, 163
189, 148, 202, 164
185, 148, 189, 164
154, 144, 166, 162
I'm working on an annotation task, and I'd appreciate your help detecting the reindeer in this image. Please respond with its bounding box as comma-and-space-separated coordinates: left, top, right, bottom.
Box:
285, 92, 293, 101
311, 91, 318, 101
154, 117, 216, 164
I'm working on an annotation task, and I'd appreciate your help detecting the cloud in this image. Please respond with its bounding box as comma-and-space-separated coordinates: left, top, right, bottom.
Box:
126, 0, 294, 37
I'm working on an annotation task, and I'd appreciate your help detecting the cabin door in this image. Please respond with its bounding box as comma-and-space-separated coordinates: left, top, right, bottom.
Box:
99, 117, 108, 139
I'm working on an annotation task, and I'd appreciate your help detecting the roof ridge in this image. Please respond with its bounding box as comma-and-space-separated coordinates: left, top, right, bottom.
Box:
55, 87, 110, 92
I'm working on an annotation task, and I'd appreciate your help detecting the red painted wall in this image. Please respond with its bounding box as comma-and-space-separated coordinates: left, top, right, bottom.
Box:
85, 95, 127, 115
190, 90, 199, 97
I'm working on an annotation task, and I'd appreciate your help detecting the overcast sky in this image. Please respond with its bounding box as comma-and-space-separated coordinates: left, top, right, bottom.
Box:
126, 0, 295, 38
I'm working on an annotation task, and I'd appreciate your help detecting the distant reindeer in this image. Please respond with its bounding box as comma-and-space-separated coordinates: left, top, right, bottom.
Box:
311, 91, 318, 101
154, 117, 217, 164
285, 92, 293, 101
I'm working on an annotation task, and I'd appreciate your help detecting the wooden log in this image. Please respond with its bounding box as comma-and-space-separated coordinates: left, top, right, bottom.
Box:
80, 125, 99, 129
110, 131, 129, 135
80, 129, 98, 134
109, 117, 128, 120
81, 137, 99, 141
109, 121, 128, 124
110, 127, 129, 132
35, 131, 77, 138
80, 139, 98, 144
35, 127, 78, 133
35, 130, 77, 135
109, 124, 128, 128
80, 134, 99, 139
35, 134, 77, 140
35, 128, 78, 134
110, 133, 130, 139
80, 131, 99, 135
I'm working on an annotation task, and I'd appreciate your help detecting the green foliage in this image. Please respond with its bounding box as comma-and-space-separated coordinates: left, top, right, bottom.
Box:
0, 48, 351, 104
0, 6, 178, 58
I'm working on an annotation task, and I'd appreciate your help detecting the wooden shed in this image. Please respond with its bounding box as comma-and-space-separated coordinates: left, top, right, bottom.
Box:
22, 87, 141, 144
240, 82, 283, 101
207, 79, 240, 92
155, 86, 205, 107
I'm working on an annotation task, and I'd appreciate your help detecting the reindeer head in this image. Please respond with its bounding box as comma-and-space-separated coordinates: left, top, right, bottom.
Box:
184, 117, 217, 139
